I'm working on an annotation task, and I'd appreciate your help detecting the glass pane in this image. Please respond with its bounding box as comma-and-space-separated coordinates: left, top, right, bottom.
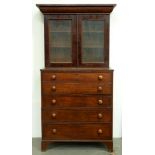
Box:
82, 20, 104, 63
49, 20, 72, 63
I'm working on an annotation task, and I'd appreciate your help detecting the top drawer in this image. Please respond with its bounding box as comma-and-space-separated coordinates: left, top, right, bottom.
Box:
41, 72, 112, 83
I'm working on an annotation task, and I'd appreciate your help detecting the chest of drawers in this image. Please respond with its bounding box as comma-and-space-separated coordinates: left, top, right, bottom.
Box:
41, 69, 113, 152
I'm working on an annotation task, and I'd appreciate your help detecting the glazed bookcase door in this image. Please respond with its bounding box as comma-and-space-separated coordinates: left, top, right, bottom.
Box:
78, 15, 109, 67
45, 15, 77, 67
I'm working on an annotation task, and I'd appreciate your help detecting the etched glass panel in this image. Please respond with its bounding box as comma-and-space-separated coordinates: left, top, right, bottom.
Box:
82, 20, 104, 63
49, 20, 72, 63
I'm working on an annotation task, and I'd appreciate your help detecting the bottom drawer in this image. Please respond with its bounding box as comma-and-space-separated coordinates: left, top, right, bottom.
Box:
43, 123, 112, 140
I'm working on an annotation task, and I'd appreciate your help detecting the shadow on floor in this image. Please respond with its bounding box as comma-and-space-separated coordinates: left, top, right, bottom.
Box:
32, 138, 121, 155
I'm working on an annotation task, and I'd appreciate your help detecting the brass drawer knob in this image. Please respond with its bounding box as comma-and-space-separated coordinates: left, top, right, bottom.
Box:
51, 75, 56, 80
98, 113, 103, 119
98, 100, 103, 105
52, 128, 57, 134
52, 86, 56, 91
98, 129, 103, 134
98, 86, 103, 91
98, 75, 103, 80
52, 113, 56, 118
52, 99, 56, 104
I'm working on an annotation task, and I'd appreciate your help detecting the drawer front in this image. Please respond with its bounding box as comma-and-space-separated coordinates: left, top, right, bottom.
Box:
42, 82, 112, 94
42, 95, 112, 107
42, 109, 112, 123
43, 123, 112, 140
42, 72, 112, 83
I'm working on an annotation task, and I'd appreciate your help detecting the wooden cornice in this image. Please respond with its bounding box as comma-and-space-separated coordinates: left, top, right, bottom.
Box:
36, 4, 116, 14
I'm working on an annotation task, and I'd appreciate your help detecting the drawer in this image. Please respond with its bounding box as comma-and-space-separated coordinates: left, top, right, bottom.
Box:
42, 82, 112, 94
42, 72, 112, 83
42, 95, 112, 108
43, 123, 112, 140
42, 108, 112, 123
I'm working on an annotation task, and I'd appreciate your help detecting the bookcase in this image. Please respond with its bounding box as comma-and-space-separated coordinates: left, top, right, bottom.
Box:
37, 4, 116, 152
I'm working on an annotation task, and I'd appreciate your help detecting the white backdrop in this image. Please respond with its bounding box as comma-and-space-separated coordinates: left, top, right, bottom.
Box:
32, 0, 154, 138
1, 0, 155, 155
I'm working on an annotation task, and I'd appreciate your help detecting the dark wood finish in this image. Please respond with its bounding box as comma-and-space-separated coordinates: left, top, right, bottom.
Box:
41, 69, 113, 152
36, 4, 116, 152
42, 82, 112, 95
42, 95, 112, 108
42, 108, 112, 122
104, 141, 113, 152
78, 14, 109, 67
36, 4, 116, 14
41, 67, 113, 72
41, 71, 112, 95
42, 72, 112, 82
44, 15, 77, 67
41, 141, 49, 151
37, 4, 115, 68
42, 124, 112, 140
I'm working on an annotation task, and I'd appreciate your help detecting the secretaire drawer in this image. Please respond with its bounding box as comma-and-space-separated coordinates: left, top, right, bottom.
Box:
42, 108, 112, 123
42, 123, 112, 140
41, 72, 112, 83
42, 95, 112, 108
42, 82, 112, 94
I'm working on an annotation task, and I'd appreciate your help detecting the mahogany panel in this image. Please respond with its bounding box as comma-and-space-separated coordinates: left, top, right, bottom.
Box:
42, 72, 112, 82
42, 108, 112, 122
42, 123, 112, 140
42, 95, 112, 108
42, 82, 112, 95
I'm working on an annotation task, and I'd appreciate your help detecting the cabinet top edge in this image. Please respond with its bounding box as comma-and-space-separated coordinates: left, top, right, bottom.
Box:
40, 68, 114, 72
36, 4, 116, 7
36, 4, 116, 14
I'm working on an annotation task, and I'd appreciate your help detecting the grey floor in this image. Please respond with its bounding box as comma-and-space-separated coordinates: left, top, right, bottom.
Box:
32, 138, 121, 155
